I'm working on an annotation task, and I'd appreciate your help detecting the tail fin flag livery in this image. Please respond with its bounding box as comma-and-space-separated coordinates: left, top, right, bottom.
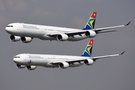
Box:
83, 12, 97, 30
81, 39, 93, 57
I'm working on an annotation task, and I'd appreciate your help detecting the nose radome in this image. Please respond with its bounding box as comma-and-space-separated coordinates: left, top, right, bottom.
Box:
5, 27, 8, 31
13, 58, 21, 63
5, 27, 12, 33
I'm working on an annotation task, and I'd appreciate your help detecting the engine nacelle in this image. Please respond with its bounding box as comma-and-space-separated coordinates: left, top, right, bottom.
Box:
27, 65, 37, 70
85, 30, 96, 38
84, 59, 94, 65
59, 62, 69, 69
21, 37, 32, 43
57, 34, 68, 41
10, 35, 20, 42
16, 64, 25, 69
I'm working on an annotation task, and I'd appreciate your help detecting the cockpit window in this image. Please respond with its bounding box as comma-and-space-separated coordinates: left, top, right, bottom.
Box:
14, 56, 20, 58
7, 25, 13, 27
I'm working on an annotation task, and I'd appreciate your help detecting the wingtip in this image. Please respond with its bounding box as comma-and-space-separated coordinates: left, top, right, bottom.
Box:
125, 21, 131, 26
120, 51, 125, 55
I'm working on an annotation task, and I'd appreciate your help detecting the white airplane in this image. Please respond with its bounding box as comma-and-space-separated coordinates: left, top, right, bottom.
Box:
5, 12, 130, 43
13, 39, 125, 70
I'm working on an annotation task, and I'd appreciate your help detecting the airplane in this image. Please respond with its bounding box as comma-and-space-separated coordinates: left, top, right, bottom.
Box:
5, 12, 131, 43
13, 39, 125, 70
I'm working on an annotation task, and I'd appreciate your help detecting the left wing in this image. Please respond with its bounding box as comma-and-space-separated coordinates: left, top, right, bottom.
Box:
47, 21, 131, 36
68, 21, 131, 34
49, 51, 125, 64
93, 21, 131, 33
91, 51, 125, 61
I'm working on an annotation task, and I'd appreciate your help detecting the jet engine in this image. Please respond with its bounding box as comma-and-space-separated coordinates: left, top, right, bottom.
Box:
21, 37, 32, 43
57, 34, 68, 41
16, 64, 25, 69
10, 35, 20, 42
27, 65, 37, 70
84, 59, 94, 65
59, 62, 69, 69
85, 30, 96, 38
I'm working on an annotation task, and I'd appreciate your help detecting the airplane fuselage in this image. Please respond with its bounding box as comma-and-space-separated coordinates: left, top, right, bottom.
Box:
5, 12, 130, 43
14, 53, 90, 68
6, 23, 87, 41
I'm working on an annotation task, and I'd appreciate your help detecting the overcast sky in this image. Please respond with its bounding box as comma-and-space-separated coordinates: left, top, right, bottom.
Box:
0, 0, 135, 90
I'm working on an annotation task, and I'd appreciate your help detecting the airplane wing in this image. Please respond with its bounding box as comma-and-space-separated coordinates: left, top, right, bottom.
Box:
49, 51, 125, 64
69, 21, 131, 34
47, 21, 131, 36
92, 21, 131, 33
91, 51, 125, 61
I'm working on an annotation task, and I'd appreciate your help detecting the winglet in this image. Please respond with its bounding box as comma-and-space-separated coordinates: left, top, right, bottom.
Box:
125, 21, 131, 26
120, 51, 125, 55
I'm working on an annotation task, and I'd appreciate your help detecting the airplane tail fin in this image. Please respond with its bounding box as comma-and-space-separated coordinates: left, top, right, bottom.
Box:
81, 39, 94, 57
83, 12, 97, 30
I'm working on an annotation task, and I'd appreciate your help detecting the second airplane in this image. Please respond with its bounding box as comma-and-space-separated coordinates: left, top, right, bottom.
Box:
13, 39, 125, 70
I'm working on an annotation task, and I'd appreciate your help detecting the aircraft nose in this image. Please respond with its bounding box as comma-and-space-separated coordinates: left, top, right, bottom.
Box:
5, 27, 8, 31
13, 56, 30, 64
5, 27, 12, 33
13, 58, 21, 63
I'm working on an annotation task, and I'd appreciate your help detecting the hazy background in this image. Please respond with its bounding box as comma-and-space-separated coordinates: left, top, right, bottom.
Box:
0, 0, 135, 90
